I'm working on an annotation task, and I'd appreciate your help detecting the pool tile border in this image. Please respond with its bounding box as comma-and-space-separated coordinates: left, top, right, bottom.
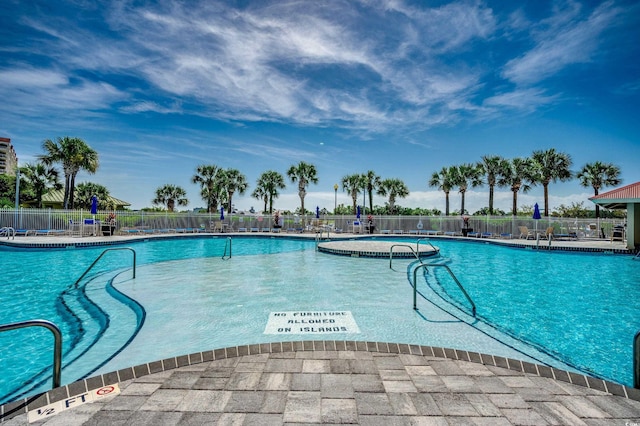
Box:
2, 340, 639, 421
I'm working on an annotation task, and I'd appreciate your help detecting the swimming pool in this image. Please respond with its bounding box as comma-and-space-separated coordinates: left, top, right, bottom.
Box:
1, 236, 638, 404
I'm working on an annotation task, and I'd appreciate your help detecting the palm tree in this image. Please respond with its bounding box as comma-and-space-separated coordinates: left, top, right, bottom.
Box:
221, 168, 248, 213
153, 184, 189, 212
74, 182, 110, 210
19, 162, 62, 208
287, 161, 318, 217
428, 167, 455, 215
191, 165, 224, 213
341, 174, 364, 215
577, 161, 622, 218
362, 170, 380, 213
531, 148, 573, 217
377, 178, 409, 214
39, 136, 99, 209
253, 170, 286, 214
450, 163, 482, 215
478, 155, 509, 215
498, 157, 535, 216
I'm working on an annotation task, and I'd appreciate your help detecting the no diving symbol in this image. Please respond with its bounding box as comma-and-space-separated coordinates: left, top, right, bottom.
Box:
96, 386, 116, 396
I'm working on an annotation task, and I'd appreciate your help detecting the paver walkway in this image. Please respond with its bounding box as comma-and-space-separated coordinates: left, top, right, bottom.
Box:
3, 343, 640, 425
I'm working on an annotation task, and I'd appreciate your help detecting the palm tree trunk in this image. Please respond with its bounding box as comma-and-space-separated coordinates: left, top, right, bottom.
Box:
460, 191, 466, 215
512, 190, 518, 216
543, 184, 549, 217
489, 185, 494, 215
69, 173, 77, 209
63, 174, 71, 209
445, 191, 450, 216
368, 190, 374, 212
594, 188, 600, 218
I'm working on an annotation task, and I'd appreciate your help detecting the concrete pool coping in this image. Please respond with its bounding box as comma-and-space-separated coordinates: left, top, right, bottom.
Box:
2, 342, 640, 424
2, 234, 639, 423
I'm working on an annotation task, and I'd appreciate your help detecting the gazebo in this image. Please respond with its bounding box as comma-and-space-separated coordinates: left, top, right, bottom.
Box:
589, 181, 640, 250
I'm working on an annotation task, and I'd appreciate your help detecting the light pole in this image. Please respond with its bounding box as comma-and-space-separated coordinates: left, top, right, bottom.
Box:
333, 184, 338, 215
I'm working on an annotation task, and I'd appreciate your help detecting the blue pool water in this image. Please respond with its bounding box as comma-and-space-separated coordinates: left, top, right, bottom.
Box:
0, 236, 638, 403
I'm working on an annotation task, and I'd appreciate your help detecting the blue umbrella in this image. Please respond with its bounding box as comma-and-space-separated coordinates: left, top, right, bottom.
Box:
356, 205, 361, 219
533, 203, 541, 233
220, 206, 225, 220
316, 206, 320, 218
533, 203, 541, 220
90, 195, 98, 216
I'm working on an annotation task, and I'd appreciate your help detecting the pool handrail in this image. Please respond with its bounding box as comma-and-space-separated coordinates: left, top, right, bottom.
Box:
416, 237, 439, 256
0, 320, 62, 389
635, 330, 640, 389
412, 263, 477, 317
222, 237, 232, 260
389, 244, 420, 270
73, 248, 136, 289
1, 226, 15, 240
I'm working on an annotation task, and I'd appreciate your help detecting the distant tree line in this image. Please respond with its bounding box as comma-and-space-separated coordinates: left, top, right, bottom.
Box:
0, 139, 624, 219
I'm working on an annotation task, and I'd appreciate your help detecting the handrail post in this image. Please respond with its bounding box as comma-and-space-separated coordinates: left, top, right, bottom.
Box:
634, 330, 640, 389
0, 320, 62, 389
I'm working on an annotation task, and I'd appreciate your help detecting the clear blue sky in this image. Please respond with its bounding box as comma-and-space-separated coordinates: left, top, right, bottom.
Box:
1, 0, 639, 213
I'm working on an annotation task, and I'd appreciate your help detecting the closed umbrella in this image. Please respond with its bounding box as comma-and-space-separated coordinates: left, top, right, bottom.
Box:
316, 206, 320, 219
356, 205, 361, 219
220, 206, 225, 220
91, 195, 98, 217
533, 203, 541, 234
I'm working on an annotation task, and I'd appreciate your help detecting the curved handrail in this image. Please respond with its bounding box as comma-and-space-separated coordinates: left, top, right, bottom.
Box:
0, 320, 62, 389
416, 237, 439, 255
73, 248, 136, 289
389, 244, 420, 270
412, 263, 476, 317
1, 226, 16, 240
222, 237, 232, 260
634, 330, 640, 389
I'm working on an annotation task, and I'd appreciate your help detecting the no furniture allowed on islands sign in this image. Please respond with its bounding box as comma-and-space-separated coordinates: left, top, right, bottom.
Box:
264, 311, 360, 334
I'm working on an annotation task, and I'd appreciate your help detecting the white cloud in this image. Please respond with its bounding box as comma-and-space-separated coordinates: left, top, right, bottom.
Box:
502, 1, 621, 85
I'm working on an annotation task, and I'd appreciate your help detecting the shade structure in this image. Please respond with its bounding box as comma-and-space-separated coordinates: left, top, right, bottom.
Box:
356, 205, 361, 219
220, 206, 224, 220
90, 195, 98, 215
316, 206, 320, 218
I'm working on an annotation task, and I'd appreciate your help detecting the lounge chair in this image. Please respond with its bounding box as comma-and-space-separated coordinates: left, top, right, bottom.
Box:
480, 232, 492, 238
518, 226, 534, 240
541, 227, 555, 239
467, 232, 480, 238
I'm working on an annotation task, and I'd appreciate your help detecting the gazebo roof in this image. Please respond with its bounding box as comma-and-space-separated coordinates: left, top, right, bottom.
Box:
589, 181, 640, 210
37, 189, 131, 209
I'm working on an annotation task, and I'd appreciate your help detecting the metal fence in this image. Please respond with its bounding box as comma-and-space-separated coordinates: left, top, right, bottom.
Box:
0, 208, 625, 239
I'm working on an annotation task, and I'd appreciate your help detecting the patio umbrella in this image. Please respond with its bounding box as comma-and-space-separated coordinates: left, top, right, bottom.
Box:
316, 206, 320, 219
90, 195, 98, 218
356, 205, 361, 219
533, 203, 541, 233
220, 206, 224, 220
